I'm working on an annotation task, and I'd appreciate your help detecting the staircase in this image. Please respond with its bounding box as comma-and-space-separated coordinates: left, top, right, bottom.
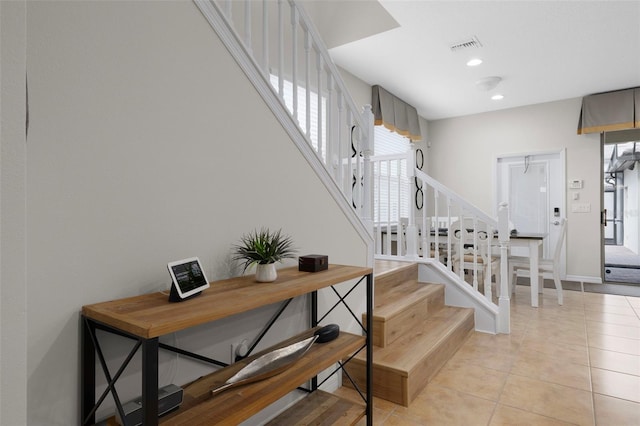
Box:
342, 260, 474, 406
194, 0, 512, 335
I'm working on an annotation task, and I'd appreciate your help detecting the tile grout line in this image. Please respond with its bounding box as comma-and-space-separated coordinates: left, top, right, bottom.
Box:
582, 290, 598, 426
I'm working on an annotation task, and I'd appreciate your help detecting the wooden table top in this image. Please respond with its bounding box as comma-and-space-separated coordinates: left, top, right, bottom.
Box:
82, 264, 372, 339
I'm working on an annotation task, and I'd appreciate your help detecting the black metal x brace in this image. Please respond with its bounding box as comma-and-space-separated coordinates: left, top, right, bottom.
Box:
316, 275, 367, 333
340, 361, 366, 403
81, 318, 229, 426
317, 342, 368, 403
238, 298, 293, 361
311, 274, 371, 409
159, 343, 229, 368
82, 318, 141, 425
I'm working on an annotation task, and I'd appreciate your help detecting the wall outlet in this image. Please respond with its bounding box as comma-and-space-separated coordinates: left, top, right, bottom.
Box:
230, 343, 237, 364
230, 339, 249, 364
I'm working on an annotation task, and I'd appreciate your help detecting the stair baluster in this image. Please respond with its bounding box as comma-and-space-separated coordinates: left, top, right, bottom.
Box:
195, 0, 509, 332
195, 0, 374, 250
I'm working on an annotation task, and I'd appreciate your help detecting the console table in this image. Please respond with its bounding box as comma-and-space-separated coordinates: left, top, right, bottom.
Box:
81, 264, 373, 425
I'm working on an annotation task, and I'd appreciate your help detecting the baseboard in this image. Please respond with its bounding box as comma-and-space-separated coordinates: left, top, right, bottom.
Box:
566, 274, 602, 284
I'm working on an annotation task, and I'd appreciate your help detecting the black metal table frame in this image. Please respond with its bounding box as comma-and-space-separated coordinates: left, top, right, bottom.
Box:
81, 272, 372, 426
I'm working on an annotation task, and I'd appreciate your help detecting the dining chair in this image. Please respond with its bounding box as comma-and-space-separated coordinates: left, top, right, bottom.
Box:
449, 219, 500, 290
509, 218, 567, 305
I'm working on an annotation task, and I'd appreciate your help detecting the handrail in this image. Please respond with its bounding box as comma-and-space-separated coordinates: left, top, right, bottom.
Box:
293, 1, 368, 134
194, 0, 375, 263
415, 169, 496, 226
371, 150, 511, 333
194, 0, 510, 331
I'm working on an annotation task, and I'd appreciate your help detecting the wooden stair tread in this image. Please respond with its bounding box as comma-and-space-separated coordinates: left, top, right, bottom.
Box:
373, 262, 418, 289
373, 281, 442, 319
375, 278, 436, 298
373, 260, 417, 278
357, 306, 473, 375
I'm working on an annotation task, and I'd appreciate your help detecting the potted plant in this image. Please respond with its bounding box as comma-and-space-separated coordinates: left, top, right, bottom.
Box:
232, 228, 297, 282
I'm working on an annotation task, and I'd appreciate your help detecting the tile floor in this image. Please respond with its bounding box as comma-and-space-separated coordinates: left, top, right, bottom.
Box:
340, 284, 640, 425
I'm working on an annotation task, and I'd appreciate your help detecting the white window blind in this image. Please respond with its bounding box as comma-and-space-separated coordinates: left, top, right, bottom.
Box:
374, 126, 410, 223
374, 125, 411, 155
269, 74, 326, 161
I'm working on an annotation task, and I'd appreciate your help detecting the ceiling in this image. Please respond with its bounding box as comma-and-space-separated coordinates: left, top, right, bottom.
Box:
304, 1, 640, 121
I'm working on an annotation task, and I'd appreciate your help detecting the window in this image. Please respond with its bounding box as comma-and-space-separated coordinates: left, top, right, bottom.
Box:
269, 74, 326, 161
374, 125, 411, 156
373, 126, 411, 223
268, 74, 411, 222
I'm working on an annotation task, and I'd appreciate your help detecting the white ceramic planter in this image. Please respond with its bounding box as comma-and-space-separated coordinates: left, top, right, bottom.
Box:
255, 263, 277, 282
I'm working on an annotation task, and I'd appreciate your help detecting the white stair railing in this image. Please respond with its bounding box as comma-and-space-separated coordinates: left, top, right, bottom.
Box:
371, 150, 511, 333
371, 153, 412, 259
195, 0, 374, 235
194, 0, 510, 331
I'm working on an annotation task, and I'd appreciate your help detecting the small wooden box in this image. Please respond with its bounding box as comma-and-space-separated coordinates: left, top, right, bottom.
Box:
298, 255, 328, 272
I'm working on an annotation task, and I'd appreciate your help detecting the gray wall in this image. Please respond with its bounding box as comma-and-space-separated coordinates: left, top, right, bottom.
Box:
427, 98, 602, 281
17, 1, 367, 424
1, 1, 28, 425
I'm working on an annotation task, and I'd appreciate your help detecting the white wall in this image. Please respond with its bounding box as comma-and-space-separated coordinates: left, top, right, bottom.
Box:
1, 1, 28, 425
23, 1, 367, 424
427, 98, 602, 281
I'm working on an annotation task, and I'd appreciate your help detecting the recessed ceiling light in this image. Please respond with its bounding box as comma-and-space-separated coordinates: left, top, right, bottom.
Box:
491, 94, 504, 100
466, 58, 482, 67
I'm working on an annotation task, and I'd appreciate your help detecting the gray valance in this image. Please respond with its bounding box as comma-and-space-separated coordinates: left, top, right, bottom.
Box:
372, 85, 422, 141
577, 87, 639, 135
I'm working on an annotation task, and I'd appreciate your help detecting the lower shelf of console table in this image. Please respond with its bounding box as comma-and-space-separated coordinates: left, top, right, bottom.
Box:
160, 329, 365, 425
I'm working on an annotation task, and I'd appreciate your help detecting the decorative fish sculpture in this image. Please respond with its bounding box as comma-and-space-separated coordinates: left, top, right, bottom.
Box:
210, 334, 319, 396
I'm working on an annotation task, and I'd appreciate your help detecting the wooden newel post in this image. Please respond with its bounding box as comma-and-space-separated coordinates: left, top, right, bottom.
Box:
498, 202, 511, 334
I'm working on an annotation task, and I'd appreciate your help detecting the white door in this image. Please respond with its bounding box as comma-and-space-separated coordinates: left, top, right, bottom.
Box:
496, 150, 567, 277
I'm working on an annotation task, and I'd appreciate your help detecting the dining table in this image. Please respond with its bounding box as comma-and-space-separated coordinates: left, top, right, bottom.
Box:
428, 228, 547, 307
384, 225, 547, 307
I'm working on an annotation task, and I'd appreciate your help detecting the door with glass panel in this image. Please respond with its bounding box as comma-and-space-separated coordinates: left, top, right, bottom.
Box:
496, 151, 566, 277
603, 140, 640, 284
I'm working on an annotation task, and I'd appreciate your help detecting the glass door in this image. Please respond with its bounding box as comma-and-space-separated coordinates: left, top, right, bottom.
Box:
603, 141, 640, 284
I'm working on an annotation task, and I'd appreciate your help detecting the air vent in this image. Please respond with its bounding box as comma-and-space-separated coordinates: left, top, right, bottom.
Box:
449, 36, 482, 52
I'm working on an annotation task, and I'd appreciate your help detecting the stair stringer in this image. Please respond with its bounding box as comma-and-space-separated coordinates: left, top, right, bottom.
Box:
417, 260, 499, 334
194, 0, 374, 264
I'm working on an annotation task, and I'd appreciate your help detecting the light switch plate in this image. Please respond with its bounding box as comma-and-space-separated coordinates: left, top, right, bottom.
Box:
571, 203, 591, 213
569, 179, 583, 189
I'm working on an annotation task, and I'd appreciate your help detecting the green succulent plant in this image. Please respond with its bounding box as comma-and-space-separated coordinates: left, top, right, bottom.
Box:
232, 228, 297, 273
